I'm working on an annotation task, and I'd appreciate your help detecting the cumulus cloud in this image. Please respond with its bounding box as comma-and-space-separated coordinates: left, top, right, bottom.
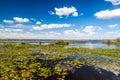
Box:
2, 23, 26, 29
82, 26, 102, 35
106, 31, 120, 35
94, 9, 120, 19
1, 28, 23, 32
103, 31, 120, 38
105, 0, 120, 5
108, 24, 118, 28
13, 17, 29, 23
63, 29, 84, 39
0, 23, 28, 34
64, 29, 83, 36
14, 24, 24, 28
50, 6, 79, 18
0, 32, 31, 39
0, 31, 62, 39
32, 24, 72, 30
36, 21, 41, 25
3, 19, 14, 24
30, 18, 36, 21
0, 24, 4, 28
72, 12, 78, 16
0, 28, 119, 39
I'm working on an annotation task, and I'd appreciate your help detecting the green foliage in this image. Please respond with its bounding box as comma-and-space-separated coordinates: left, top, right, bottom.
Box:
103, 38, 120, 45
20, 42, 26, 45
39, 41, 42, 45
54, 40, 69, 46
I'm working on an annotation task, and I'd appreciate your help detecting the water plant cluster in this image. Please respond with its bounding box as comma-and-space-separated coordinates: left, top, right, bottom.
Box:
0, 40, 120, 80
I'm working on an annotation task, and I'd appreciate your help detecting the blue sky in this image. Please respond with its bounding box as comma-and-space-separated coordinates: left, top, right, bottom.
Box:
0, 0, 120, 39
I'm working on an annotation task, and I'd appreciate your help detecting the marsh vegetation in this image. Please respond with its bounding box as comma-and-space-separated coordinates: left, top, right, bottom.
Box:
0, 39, 120, 80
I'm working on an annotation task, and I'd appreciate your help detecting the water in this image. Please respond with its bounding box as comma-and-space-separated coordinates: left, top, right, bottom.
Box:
1, 39, 120, 49
30, 52, 120, 74
69, 40, 120, 49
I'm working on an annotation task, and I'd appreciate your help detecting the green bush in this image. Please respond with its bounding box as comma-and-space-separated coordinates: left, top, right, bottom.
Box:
55, 40, 69, 46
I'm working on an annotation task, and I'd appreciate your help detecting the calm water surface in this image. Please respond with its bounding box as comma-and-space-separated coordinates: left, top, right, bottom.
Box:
1, 40, 120, 49
69, 40, 120, 49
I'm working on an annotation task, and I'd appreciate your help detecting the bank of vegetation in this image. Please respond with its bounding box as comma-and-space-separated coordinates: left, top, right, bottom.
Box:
103, 38, 120, 46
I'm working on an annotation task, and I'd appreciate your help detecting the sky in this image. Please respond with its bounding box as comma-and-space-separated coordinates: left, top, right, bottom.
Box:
0, 0, 120, 39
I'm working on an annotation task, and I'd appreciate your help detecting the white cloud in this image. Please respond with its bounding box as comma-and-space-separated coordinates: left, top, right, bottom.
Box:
13, 17, 29, 23
2, 23, 25, 28
72, 12, 78, 16
36, 21, 41, 25
0, 32, 30, 39
0, 29, 119, 39
15, 24, 24, 28
0, 30, 92, 39
39, 32, 62, 39
48, 11, 55, 15
32, 24, 72, 30
51, 6, 78, 18
104, 31, 120, 38
63, 29, 84, 39
30, 18, 36, 21
1, 16, 120, 39
0, 31, 62, 39
64, 29, 82, 36
0, 24, 4, 28
3, 19, 14, 24
0, 23, 25, 32
94, 9, 120, 19
98, 27, 103, 30
82, 26, 102, 35
105, 0, 120, 5
1, 28, 23, 32
108, 24, 118, 28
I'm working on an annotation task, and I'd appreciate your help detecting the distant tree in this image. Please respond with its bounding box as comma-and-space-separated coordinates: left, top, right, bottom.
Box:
116, 38, 120, 42
20, 42, 26, 45
106, 40, 111, 44
39, 41, 42, 45
55, 40, 69, 46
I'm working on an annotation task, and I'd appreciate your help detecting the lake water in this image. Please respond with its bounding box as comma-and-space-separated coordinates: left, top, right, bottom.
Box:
69, 40, 120, 49
1, 40, 120, 49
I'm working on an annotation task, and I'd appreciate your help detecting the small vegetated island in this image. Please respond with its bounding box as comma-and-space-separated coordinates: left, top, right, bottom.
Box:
103, 38, 120, 46
0, 39, 120, 80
